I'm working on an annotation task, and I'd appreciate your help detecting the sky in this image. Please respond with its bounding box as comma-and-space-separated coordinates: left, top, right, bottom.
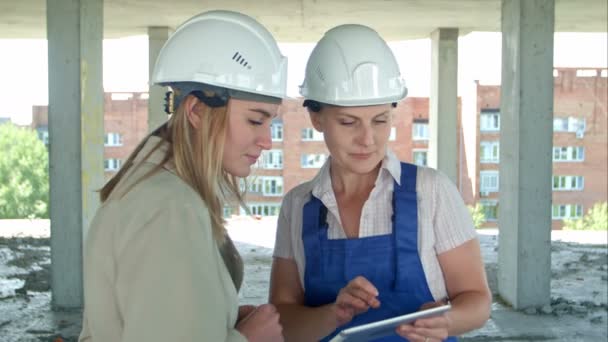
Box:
0, 32, 606, 125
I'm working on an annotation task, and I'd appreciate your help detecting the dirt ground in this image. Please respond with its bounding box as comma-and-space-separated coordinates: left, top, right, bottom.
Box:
0, 218, 606, 342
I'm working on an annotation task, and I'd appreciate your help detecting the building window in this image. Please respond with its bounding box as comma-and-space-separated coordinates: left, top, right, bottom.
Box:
576, 69, 597, 77
301, 128, 324, 141
389, 127, 397, 141
553, 116, 585, 133
480, 171, 499, 193
552, 175, 584, 191
412, 149, 427, 167
104, 158, 122, 171
480, 201, 498, 221
552, 204, 583, 220
480, 141, 499, 163
248, 176, 283, 196
104, 132, 123, 146
301, 153, 327, 168
38, 129, 49, 145
480, 111, 500, 131
553, 146, 584, 162
257, 149, 283, 169
412, 121, 429, 140
242, 203, 281, 216
223, 206, 233, 218
553, 118, 567, 132
111, 93, 133, 100
271, 121, 283, 141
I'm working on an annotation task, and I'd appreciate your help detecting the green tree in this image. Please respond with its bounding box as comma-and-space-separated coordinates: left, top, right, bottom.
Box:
468, 203, 487, 229
563, 202, 608, 231
0, 123, 49, 218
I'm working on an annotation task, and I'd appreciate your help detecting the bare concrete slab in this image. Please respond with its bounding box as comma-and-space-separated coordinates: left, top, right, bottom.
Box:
0, 219, 606, 341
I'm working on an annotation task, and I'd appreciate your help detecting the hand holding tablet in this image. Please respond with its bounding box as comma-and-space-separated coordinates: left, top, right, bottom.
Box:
330, 304, 452, 342
334, 276, 381, 326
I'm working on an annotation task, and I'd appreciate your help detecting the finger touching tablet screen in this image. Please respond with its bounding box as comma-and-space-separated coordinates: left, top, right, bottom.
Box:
330, 304, 451, 342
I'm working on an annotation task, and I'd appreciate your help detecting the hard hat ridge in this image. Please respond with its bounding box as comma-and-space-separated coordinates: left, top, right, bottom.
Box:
152, 10, 288, 107
300, 24, 407, 107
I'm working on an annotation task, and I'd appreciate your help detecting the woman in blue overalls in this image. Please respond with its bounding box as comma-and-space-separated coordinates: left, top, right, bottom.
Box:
269, 24, 491, 342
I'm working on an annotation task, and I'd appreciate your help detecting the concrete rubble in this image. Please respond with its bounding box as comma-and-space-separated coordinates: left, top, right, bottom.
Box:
0, 218, 606, 341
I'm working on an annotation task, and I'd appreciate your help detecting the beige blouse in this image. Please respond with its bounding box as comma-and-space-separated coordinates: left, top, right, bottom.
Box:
79, 136, 247, 342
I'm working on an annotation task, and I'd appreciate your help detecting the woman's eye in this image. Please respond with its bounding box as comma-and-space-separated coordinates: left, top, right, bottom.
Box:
248, 119, 263, 126
340, 120, 355, 126
374, 119, 388, 124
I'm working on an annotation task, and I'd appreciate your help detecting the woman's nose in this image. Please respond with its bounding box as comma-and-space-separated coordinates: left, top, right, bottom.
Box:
357, 125, 375, 146
257, 130, 273, 150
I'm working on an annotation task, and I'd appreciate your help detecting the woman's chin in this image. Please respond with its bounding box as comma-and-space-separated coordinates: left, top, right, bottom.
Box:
224, 165, 251, 178
341, 158, 382, 174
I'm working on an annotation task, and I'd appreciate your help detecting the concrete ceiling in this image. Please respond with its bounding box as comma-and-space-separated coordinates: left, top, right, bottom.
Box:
2, 0, 606, 41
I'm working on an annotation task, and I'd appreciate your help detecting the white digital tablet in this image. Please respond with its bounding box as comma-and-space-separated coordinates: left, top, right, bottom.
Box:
329, 304, 451, 342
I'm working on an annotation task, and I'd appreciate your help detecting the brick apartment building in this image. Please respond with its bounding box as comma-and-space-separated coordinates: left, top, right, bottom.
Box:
467, 68, 607, 229
31, 67, 606, 229
32, 92, 149, 179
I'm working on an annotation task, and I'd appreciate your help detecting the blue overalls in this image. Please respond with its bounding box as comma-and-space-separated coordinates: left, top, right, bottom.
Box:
302, 163, 457, 341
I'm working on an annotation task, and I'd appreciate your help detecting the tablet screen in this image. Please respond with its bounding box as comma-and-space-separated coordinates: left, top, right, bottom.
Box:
330, 304, 451, 342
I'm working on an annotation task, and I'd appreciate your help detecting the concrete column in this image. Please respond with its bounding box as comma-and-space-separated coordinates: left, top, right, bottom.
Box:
429, 28, 459, 183
47, 0, 104, 309
498, 0, 554, 309
148, 27, 172, 132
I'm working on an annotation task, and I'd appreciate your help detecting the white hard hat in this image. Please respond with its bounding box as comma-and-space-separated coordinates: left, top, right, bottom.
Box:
300, 24, 407, 107
152, 10, 288, 100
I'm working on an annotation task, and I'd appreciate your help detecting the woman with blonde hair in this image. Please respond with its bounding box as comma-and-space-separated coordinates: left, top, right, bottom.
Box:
79, 10, 287, 342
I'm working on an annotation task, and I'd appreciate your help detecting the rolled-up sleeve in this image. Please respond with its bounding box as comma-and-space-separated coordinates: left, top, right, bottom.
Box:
273, 192, 294, 260
432, 171, 477, 254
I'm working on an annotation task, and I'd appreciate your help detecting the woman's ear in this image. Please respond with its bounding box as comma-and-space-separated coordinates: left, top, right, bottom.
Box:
308, 110, 324, 133
183, 94, 205, 129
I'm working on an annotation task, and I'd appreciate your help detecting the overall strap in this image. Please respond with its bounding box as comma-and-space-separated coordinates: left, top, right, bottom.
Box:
396, 162, 417, 193
302, 195, 326, 289
393, 163, 433, 298
392, 162, 419, 262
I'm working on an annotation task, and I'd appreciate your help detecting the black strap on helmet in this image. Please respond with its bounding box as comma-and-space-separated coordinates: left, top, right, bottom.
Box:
302, 99, 322, 112
163, 81, 281, 114
163, 82, 229, 114
303, 99, 398, 112
191, 91, 228, 108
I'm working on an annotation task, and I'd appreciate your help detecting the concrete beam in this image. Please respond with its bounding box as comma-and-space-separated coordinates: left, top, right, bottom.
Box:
148, 26, 172, 132
47, 0, 104, 309
4, 0, 607, 40
429, 28, 459, 183
498, 0, 554, 309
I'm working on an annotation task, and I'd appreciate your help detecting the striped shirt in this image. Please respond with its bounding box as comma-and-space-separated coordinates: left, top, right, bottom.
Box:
273, 149, 477, 301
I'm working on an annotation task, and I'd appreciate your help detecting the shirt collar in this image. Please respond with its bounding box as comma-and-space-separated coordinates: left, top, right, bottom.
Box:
382, 149, 402, 186
311, 158, 333, 199
311, 148, 402, 199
